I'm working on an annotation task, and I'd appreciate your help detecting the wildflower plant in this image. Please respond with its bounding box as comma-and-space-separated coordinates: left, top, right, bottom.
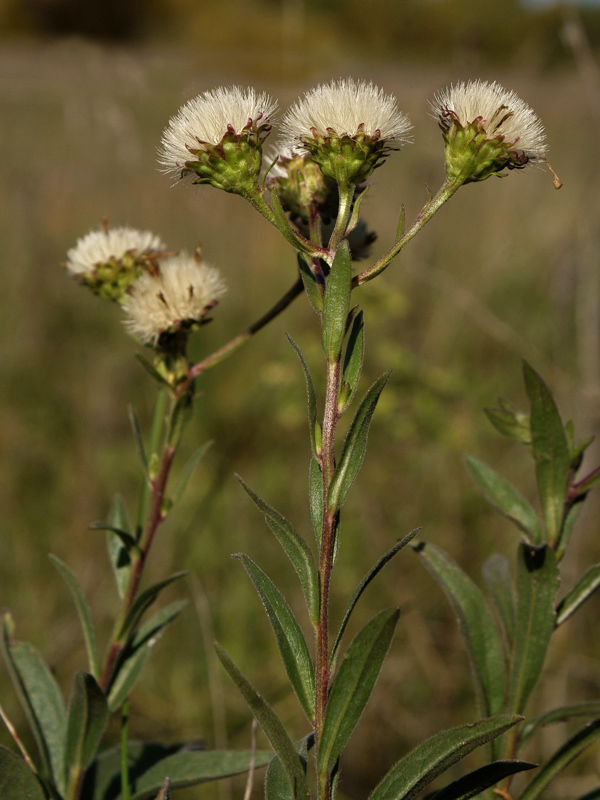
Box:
2, 74, 599, 800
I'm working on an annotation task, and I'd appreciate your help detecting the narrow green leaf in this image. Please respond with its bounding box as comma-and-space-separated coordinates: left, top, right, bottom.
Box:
482, 554, 515, 647
484, 398, 531, 444
49, 554, 100, 679
555, 495, 585, 561
519, 719, 600, 800
462, 453, 541, 542
297, 253, 324, 314
508, 542, 559, 715
328, 372, 390, 511
556, 565, 600, 626
128, 405, 148, 471
106, 494, 134, 599
309, 457, 323, 548
523, 362, 570, 543
288, 336, 319, 459
118, 572, 188, 641
107, 601, 188, 711
234, 554, 315, 721
135, 354, 171, 388
346, 185, 369, 235
321, 240, 352, 362
368, 715, 522, 800
65, 672, 108, 784
430, 760, 536, 800
237, 476, 319, 626
518, 702, 600, 752
90, 523, 139, 553
170, 441, 212, 507
215, 644, 310, 800
318, 608, 399, 776
395, 204, 405, 243
331, 530, 418, 667
339, 311, 365, 414
138, 387, 169, 535
271, 191, 315, 255
1, 612, 67, 794
0, 747, 46, 800
167, 391, 193, 449
415, 542, 505, 718
265, 735, 314, 800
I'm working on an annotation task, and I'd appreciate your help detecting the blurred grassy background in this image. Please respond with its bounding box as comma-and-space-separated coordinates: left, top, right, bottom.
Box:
2, 1, 600, 797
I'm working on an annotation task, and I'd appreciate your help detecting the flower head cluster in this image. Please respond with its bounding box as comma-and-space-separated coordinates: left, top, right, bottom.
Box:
279, 79, 412, 187
159, 86, 277, 195
432, 80, 547, 184
66, 226, 166, 301
121, 252, 226, 348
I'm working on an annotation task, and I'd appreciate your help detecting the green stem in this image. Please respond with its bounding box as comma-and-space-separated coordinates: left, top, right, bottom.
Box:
327, 184, 356, 255
354, 177, 461, 286
244, 186, 325, 258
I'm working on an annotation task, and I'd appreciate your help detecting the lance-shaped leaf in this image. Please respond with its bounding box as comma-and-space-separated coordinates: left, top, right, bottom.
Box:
270, 191, 315, 256
484, 397, 530, 444
107, 600, 188, 711
65, 672, 108, 787
167, 391, 193, 449
368, 715, 522, 800
169, 441, 212, 508
265, 735, 314, 800
309, 457, 323, 547
106, 494, 134, 599
49, 554, 100, 680
237, 476, 319, 626
317, 608, 399, 776
234, 554, 315, 721
518, 702, 600, 752
508, 542, 559, 715
556, 565, 600, 626
117, 572, 188, 642
328, 372, 390, 512
322, 240, 352, 362
0, 747, 46, 800
288, 336, 319, 459
462, 453, 541, 543
415, 543, 505, 719
482, 554, 515, 647
555, 496, 585, 561
331, 531, 419, 668
1, 612, 67, 794
215, 643, 310, 800
519, 719, 600, 800
430, 760, 536, 800
339, 311, 365, 414
298, 253, 324, 314
523, 362, 570, 544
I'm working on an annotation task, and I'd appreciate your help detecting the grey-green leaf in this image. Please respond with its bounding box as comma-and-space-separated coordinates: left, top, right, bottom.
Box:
322, 240, 352, 362
339, 311, 365, 413
237, 476, 319, 626
368, 715, 522, 800
215, 643, 310, 800
309, 457, 323, 548
265, 735, 314, 800
508, 542, 559, 716
65, 672, 108, 782
234, 554, 315, 721
518, 702, 600, 753
482, 554, 515, 647
0, 747, 47, 800
318, 608, 399, 776
1, 612, 67, 794
415, 542, 505, 719
288, 336, 319, 459
484, 397, 531, 443
170, 441, 212, 507
556, 564, 600, 626
118, 572, 188, 641
328, 372, 389, 512
462, 453, 541, 542
298, 253, 324, 314
430, 760, 535, 800
523, 362, 570, 544
519, 719, 600, 800
106, 494, 133, 599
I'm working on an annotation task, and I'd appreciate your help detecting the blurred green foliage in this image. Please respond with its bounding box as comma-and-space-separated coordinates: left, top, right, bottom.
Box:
1, 16, 600, 799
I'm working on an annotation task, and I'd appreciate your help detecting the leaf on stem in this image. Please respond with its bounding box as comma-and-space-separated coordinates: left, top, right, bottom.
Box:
0, 747, 46, 800
236, 476, 319, 626
106, 494, 134, 599
265, 735, 314, 800
65, 672, 108, 786
523, 362, 570, 544
462, 453, 542, 543
317, 608, 399, 777
117, 572, 188, 643
346, 185, 370, 235
328, 372, 390, 512
49, 554, 101, 680
233, 554, 315, 721
270, 191, 315, 256
321, 240, 352, 362
288, 336, 320, 460
519, 719, 600, 800
484, 397, 530, 443
135, 354, 171, 388
331, 530, 419, 668
414, 542, 505, 719
128, 405, 148, 472
518, 702, 600, 753
368, 715, 523, 800
556, 564, 600, 626
167, 391, 193, 449
169, 441, 212, 508
429, 760, 536, 800
309, 457, 323, 548
0, 611, 67, 795
508, 542, 559, 716
395, 204, 405, 243
482, 554, 515, 648
339, 311, 365, 414
297, 253, 324, 314
215, 643, 310, 800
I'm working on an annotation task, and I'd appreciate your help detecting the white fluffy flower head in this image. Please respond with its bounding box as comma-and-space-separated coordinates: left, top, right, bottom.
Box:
66, 226, 165, 277
159, 86, 277, 190
122, 253, 226, 347
432, 80, 547, 183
